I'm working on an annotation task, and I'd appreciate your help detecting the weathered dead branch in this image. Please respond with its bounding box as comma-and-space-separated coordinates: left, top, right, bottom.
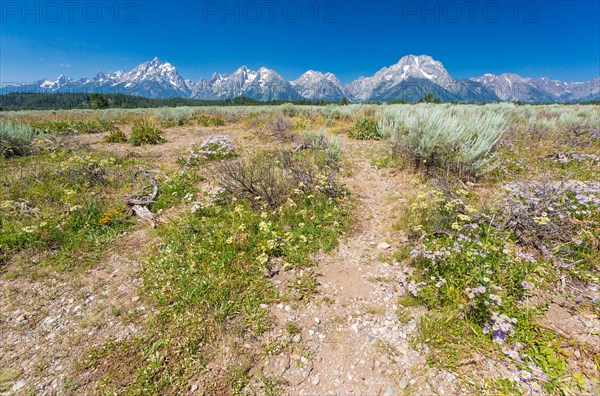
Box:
125, 168, 158, 227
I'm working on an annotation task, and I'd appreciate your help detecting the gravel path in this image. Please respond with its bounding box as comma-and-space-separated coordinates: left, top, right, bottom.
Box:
253, 139, 466, 395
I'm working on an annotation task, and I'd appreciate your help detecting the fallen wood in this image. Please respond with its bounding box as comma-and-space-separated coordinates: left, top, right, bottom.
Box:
125, 168, 158, 227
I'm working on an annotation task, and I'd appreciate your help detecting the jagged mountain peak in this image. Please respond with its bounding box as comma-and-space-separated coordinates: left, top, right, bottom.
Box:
346, 55, 464, 101
291, 70, 347, 101
197, 65, 300, 101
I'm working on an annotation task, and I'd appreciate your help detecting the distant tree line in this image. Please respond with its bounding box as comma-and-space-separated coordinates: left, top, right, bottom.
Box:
0, 92, 597, 111
0, 93, 327, 111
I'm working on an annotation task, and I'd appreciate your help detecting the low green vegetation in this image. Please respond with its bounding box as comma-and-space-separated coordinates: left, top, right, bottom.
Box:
397, 178, 598, 393
0, 150, 140, 270
348, 117, 382, 140
84, 145, 349, 394
129, 118, 165, 146
31, 118, 118, 135
0, 120, 41, 158
103, 129, 128, 143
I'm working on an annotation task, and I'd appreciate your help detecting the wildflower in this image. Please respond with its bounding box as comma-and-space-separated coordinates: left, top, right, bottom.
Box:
257, 253, 269, 265
530, 382, 542, 392
521, 281, 533, 290
519, 370, 532, 381
507, 349, 521, 361
457, 214, 471, 222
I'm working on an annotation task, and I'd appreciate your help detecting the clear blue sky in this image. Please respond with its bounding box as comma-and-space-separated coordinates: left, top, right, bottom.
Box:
1, 0, 599, 84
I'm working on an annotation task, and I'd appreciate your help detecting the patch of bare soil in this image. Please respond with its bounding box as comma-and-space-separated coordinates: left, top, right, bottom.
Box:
83, 124, 283, 171
0, 229, 154, 395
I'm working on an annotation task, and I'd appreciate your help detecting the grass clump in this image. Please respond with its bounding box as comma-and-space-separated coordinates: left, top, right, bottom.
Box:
302, 129, 343, 165
129, 118, 165, 146
348, 118, 382, 140
0, 120, 41, 158
103, 129, 127, 143
196, 114, 226, 127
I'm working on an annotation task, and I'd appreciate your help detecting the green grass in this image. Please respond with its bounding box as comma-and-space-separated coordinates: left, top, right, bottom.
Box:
196, 114, 226, 127
398, 185, 587, 394
129, 118, 165, 146
103, 129, 128, 143
30, 118, 118, 135
0, 150, 142, 271
153, 172, 200, 211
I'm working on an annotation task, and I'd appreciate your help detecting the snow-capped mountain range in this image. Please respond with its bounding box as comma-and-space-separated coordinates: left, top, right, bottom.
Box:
3, 56, 599, 103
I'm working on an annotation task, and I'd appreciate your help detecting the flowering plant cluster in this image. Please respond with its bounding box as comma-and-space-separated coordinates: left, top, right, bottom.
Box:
196, 135, 236, 160
502, 342, 548, 393
403, 185, 557, 392
501, 180, 599, 244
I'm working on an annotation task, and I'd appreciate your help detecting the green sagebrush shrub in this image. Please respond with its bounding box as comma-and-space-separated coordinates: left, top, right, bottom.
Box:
382, 104, 506, 177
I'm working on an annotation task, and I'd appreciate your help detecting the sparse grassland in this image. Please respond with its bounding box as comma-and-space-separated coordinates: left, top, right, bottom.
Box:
0, 103, 598, 395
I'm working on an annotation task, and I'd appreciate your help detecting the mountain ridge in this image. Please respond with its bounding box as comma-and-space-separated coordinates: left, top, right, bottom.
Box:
3, 56, 599, 102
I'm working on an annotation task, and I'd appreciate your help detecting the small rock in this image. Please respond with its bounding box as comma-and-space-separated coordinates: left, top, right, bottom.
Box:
378, 355, 390, 364
260, 304, 269, 309
377, 242, 392, 250
12, 381, 26, 391
384, 385, 394, 396
292, 334, 302, 343
132, 296, 140, 302
314, 317, 321, 324
311, 375, 320, 386
190, 384, 199, 392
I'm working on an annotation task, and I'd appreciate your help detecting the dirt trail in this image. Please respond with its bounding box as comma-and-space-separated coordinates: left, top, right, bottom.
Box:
255, 138, 464, 395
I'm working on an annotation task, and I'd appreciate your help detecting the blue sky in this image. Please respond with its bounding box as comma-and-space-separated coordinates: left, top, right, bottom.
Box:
1, 1, 599, 84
